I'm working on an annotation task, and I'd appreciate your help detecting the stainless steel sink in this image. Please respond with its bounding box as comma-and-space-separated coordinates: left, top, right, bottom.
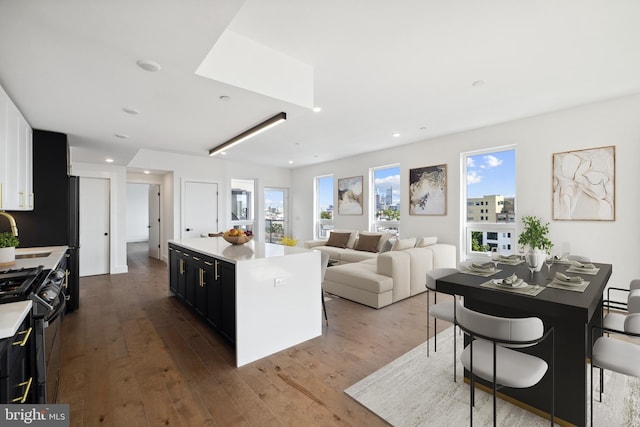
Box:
15, 252, 52, 259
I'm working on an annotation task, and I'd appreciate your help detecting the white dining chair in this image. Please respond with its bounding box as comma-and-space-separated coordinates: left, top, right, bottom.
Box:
603, 288, 640, 333
591, 313, 640, 426
455, 304, 555, 427
425, 268, 460, 381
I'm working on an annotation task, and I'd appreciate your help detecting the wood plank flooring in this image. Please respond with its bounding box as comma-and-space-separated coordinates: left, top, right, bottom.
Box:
58, 242, 453, 426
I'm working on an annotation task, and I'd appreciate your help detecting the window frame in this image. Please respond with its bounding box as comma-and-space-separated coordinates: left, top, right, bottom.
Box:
369, 164, 400, 237
314, 174, 334, 239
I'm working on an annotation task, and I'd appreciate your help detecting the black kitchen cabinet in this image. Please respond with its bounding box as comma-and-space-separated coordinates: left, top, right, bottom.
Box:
0, 314, 35, 404
168, 243, 236, 345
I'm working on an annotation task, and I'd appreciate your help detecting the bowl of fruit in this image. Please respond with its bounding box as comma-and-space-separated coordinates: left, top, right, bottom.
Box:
222, 228, 253, 245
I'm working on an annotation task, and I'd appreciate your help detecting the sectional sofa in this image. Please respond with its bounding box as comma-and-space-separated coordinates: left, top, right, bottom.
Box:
305, 231, 457, 308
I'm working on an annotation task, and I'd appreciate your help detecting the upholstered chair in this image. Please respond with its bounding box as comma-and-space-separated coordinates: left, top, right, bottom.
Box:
425, 267, 460, 380
455, 304, 555, 426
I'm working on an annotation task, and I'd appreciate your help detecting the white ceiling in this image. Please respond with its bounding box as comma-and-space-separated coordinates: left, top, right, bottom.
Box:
1, 0, 640, 169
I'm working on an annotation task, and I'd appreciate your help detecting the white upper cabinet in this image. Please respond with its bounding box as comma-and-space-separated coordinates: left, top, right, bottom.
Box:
0, 84, 33, 210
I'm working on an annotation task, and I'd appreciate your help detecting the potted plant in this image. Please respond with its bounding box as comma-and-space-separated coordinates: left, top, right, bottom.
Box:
0, 232, 19, 266
517, 216, 553, 271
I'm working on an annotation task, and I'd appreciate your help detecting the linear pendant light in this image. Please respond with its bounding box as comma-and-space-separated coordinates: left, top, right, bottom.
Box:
209, 112, 287, 156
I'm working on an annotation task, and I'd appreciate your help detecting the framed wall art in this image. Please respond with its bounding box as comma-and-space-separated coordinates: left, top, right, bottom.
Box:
338, 176, 363, 215
409, 164, 447, 215
552, 145, 615, 221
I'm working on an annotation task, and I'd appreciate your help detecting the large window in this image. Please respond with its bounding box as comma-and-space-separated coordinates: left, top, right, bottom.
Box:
230, 179, 254, 234
315, 175, 334, 239
264, 187, 288, 243
463, 148, 516, 258
371, 165, 400, 236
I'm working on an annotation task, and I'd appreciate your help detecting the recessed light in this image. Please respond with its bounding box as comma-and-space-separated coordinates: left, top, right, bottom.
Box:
136, 59, 162, 72
144, 170, 150, 174
313, 106, 322, 113
393, 132, 400, 138
115, 134, 129, 139
123, 107, 140, 115
472, 80, 485, 87
219, 95, 231, 101
220, 151, 227, 156
105, 158, 114, 163
288, 160, 294, 164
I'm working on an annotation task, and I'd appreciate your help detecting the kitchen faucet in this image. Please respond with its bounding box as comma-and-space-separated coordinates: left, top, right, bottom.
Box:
0, 211, 19, 236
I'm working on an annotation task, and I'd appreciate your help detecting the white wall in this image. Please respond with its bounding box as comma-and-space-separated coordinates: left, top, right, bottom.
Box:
126, 183, 149, 242
291, 93, 640, 289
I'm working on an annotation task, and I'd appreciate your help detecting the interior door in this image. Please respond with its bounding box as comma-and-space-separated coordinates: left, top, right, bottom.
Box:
183, 181, 218, 239
148, 184, 160, 259
79, 177, 110, 276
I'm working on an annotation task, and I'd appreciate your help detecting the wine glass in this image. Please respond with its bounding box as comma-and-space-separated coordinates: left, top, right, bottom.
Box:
526, 252, 538, 281
518, 245, 526, 261
561, 242, 571, 261
545, 252, 554, 279
491, 247, 500, 269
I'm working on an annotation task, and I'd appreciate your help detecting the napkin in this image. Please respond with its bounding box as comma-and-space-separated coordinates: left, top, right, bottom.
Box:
555, 272, 583, 283
500, 255, 520, 260
471, 262, 495, 271
571, 261, 596, 270
501, 274, 522, 287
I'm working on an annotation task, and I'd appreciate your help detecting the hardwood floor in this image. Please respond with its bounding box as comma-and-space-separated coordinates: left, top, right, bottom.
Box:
58, 242, 453, 426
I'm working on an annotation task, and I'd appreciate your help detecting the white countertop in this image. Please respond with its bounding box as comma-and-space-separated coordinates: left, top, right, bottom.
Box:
12, 246, 68, 270
169, 238, 311, 263
0, 300, 32, 339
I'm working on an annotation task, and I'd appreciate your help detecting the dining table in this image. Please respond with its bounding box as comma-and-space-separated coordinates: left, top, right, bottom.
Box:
437, 259, 612, 427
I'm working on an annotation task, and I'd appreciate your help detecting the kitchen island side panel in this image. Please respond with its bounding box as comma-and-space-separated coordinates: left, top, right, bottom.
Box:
235, 250, 322, 367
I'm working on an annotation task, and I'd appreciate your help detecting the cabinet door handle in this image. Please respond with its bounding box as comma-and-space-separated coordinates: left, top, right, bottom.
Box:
199, 268, 206, 287
215, 260, 220, 280
64, 270, 69, 288
204, 261, 213, 266
179, 259, 184, 275
12, 327, 32, 347
193, 257, 200, 261
19, 192, 25, 208
12, 377, 32, 403
29, 193, 34, 209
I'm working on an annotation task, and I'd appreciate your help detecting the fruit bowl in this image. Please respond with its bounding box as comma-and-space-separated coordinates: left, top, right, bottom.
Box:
223, 234, 253, 245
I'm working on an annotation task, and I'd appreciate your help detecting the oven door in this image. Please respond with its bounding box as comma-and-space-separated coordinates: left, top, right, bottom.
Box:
40, 292, 66, 403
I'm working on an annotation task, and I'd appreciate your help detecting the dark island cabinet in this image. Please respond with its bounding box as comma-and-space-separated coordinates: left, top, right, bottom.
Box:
0, 314, 35, 404
168, 243, 236, 344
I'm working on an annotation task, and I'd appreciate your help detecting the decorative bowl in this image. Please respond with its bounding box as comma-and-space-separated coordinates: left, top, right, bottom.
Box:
223, 234, 253, 245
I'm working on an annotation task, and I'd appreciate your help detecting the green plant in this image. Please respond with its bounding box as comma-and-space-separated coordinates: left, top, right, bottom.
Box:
0, 232, 19, 248
517, 216, 553, 251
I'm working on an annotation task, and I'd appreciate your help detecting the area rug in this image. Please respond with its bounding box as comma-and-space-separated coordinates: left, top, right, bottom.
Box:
345, 327, 640, 426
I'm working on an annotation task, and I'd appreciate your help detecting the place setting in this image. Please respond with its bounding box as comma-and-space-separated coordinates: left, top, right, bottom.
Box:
480, 272, 545, 296
566, 260, 600, 275
462, 261, 501, 277
546, 271, 590, 292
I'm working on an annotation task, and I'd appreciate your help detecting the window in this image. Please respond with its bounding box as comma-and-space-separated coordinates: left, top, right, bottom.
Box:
230, 179, 254, 233
265, 187, 288, 244
463, 147, 516, 257
371, 165, 400, 236
315, 175, 334, 239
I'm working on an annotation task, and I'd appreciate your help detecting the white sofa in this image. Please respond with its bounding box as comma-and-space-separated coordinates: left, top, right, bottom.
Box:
322, 241, 457, 309
304, 230, 392, 264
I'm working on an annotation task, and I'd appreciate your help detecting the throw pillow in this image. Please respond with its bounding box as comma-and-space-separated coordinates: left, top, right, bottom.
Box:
354, 234, 382, 253
332, 229, 358, 248
416, 236, 438, 247
325, 232, 351, 248
380, 239, 394, 253
357, 231, 391, 252
391, 237, 417, 251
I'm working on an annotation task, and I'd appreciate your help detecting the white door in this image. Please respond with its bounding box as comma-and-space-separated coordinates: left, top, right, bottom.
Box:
148, 184, 160, 259
183, 181, 218, 239
79, 177, 110, 276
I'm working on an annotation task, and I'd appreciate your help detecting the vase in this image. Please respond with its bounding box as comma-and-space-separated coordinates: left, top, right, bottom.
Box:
0, 246, 15, 266
527, 248, 546, 272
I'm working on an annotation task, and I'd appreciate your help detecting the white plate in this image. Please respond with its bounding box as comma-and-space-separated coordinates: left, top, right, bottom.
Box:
493, 279, 527, 289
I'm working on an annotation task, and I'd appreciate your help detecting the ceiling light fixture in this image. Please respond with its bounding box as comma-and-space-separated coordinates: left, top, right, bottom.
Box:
393, 132, 400, 137
144, 170, 150, 174
105, 158, 114, 163
123, 107, 140, 115
209, 112, 287, 156
472, 80, 485, 87
136, 59, 161, 72
219, 95, 231, 101
313, 106, 322, 113
115, 134, 129, 139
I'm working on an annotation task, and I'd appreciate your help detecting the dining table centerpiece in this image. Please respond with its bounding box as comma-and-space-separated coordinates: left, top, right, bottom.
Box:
517, 215, 553, 272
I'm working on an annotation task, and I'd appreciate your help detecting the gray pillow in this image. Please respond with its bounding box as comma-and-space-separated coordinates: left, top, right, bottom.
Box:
380, 239, 394, 253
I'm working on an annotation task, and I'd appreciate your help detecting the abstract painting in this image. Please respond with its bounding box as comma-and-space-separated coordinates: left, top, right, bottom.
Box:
338, 176, 363, 215
409, 164, 447, 215
552, 146, 615, 221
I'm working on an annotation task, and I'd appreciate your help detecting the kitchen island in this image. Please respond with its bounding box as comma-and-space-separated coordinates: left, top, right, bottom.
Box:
168, 238, 322, 367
